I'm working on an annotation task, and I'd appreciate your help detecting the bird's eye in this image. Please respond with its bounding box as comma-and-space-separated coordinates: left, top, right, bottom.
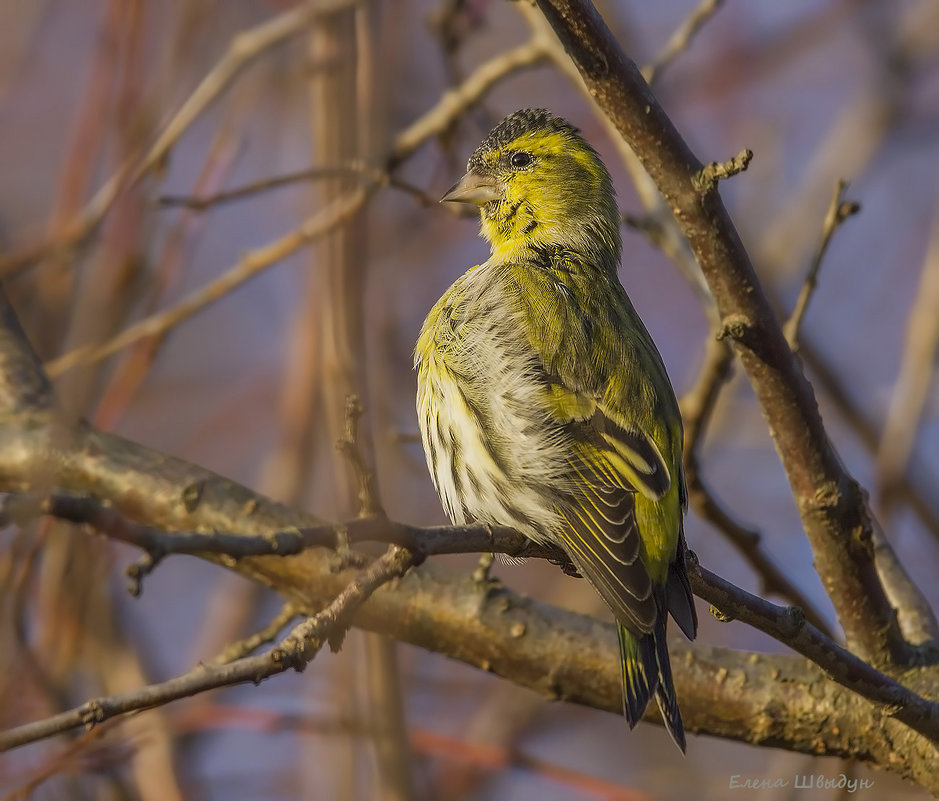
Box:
510, 151, 533, 168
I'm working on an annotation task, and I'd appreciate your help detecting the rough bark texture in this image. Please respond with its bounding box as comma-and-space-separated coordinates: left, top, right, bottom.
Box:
533, 0, 909, 667
0, 407, 937, 790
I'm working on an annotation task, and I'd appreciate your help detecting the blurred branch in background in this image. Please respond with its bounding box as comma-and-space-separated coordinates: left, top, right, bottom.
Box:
0, 0, 356, 282
877, 201, 939, 515
44, 32, 549, 380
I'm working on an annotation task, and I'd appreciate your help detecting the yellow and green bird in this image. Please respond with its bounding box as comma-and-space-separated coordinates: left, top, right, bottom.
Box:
415, 108, 697, 751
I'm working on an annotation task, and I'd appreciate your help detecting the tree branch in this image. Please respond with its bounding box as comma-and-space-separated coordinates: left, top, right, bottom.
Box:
680, 335, 832, 631
45, 35, 549, 379
532, 0, 918, 667
641, 0, 724, 86
783, 179, 860, 348
6, 488, 939, 748
0, 545, 415, 752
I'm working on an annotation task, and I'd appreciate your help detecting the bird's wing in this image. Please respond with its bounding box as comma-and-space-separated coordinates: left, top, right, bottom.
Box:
545, 380, 670, 634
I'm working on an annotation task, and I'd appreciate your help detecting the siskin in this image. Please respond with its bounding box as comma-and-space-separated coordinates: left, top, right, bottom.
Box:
415, 108, 697, 751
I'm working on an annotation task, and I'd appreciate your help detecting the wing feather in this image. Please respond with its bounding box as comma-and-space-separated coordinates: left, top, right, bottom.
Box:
556, 412, 659, 633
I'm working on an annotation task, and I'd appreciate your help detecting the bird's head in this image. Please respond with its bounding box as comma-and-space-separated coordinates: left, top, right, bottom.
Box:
442, 109, 621, 265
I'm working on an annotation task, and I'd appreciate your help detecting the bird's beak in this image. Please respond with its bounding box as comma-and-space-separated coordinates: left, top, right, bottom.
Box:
440, 169, 503, 206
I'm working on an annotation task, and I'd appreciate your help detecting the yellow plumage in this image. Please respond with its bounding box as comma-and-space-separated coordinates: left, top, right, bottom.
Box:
415, 109, 697, 750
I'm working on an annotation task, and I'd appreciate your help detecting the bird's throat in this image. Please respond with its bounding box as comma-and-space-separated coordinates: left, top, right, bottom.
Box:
480, 201, 620, 266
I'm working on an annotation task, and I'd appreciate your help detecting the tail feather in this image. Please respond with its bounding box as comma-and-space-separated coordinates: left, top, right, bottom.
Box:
617, 621, 656, 729
617, 620, 686, 752
652, 629, 686, 753
666, 533, 698, 641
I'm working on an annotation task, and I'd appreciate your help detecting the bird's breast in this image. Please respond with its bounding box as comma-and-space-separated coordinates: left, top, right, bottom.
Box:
416, 271, 566, 540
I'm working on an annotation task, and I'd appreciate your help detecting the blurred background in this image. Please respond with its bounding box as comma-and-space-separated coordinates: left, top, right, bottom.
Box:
1, 0, 938, 799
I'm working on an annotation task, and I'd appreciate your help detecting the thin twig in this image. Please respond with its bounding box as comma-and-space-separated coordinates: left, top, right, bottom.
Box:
680, 335, 734, 455
0, 493, 548, 576
0, 545, 415, 752
693, 149, 754, 192
642, 0, 724, 86
689, 559, 939, 742
158, 163, 454, 213
783, 179, 860, 348
208, 603, 300, 666
7, 489, 939, 739
388, 36, 549, 167
337, 395, 383, 519
45, 36, 548, 378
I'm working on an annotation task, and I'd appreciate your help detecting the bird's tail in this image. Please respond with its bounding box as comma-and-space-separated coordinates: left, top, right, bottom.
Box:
617, 620, 685, 753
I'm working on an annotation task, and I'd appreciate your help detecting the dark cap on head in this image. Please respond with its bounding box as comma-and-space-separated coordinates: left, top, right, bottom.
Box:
467, 109, 581, 172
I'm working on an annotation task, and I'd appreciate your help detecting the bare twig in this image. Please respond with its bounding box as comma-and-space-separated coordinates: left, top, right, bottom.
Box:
688, 559, 939, 742
680, 335, 734, 455
642, 0, 724, 86
0, 492, 546, 571
208, 603, 300, 666
158, 163, 452, 213
694, 149, 754, 192
337, 395, 383, 519
45, 36, 548, 379
0, 545, 415, 752
387, 37, 549, 167
783, 179, 861, 348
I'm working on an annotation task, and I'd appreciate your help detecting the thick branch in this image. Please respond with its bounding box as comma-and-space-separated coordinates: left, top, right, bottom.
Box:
689, 563, 939, 741
3, 503, 937, 787
1, 416, 938, 783
8, 489, 939, 746
680, 336, 831, 631
532, 0, 914, 666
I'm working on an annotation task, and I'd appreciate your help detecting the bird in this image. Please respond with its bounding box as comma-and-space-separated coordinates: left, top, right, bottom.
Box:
414, 108, 697, 751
